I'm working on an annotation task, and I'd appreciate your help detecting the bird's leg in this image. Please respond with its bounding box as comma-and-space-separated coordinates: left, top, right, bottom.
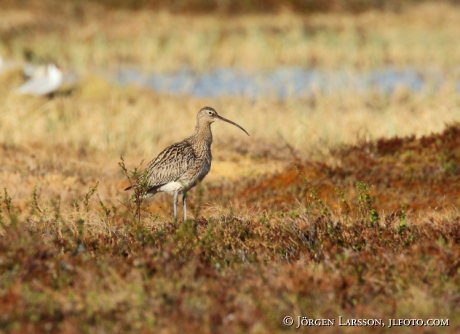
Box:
173, 191, 178, 222
182, 193, 187, 221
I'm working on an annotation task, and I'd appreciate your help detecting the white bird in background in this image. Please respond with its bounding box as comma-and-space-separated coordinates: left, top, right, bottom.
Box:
16, 63, 63, 96
22, 63, 48, 79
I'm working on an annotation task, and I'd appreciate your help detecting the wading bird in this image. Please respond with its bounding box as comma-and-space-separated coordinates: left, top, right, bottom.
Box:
125, 106, 249, 221
16, 63, 63, 96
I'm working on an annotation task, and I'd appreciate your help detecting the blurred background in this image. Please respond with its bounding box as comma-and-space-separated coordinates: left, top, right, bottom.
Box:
1, 0, 460, 178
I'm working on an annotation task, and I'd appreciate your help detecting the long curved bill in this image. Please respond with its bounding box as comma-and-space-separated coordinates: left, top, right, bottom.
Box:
216, 115, 250, 136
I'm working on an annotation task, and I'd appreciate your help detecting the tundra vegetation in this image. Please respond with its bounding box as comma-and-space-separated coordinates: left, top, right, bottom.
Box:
0, 1, 459, 333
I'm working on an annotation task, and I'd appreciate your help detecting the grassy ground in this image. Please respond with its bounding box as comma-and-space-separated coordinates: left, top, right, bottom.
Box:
1, 2, 460, 72
1, 2, 460, 333
1, 113, 460, 333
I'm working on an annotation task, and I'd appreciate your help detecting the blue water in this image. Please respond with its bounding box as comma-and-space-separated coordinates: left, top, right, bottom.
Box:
113, 67, 454, 99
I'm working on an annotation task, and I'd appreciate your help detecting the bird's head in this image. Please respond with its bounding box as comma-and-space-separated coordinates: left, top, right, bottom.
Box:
197, 106, 249, 136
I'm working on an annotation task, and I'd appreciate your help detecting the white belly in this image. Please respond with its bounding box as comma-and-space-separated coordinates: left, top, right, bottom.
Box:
158, 181, 185, 195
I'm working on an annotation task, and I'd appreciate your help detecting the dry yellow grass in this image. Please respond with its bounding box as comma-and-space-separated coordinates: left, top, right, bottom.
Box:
1, 72, 459, 155
2, 2, 459, 170
1, 78, 459, 221
1, 3, 460, 72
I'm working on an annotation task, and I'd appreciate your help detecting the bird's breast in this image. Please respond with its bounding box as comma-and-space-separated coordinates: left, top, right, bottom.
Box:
171, 149, 211, 192
197, 158, 211, 182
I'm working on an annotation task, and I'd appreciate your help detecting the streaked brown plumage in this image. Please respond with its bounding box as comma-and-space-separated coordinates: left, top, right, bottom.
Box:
125, 106, 249, 221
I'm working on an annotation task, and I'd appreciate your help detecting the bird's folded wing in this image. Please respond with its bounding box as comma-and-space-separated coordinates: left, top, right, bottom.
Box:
144, 141, 196, 188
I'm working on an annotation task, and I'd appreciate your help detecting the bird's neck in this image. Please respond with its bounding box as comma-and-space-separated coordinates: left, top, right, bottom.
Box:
192, 122, 213, 150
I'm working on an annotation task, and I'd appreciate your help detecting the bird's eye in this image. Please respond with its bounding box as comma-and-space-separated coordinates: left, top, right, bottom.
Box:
208, 111, 212, 115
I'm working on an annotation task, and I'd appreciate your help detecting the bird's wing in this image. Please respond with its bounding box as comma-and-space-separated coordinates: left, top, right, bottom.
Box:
143, 140, 196, 188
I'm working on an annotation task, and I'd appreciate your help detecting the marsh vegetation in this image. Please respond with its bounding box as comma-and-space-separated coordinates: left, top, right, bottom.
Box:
0, 1, 459, 333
